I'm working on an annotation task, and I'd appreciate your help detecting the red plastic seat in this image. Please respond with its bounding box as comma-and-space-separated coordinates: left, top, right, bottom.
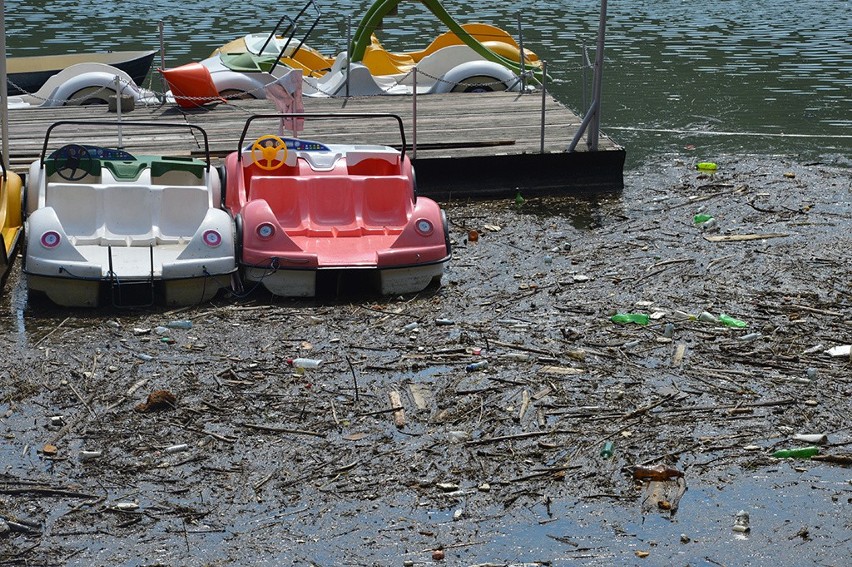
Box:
305, 177, 359, 236
361, 177, 412, 229
249, 176, 306, 232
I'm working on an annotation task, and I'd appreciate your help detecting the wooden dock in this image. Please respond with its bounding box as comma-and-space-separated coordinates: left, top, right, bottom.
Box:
4, 92, 624, 198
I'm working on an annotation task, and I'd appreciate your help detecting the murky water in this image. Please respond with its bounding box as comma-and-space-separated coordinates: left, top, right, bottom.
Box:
5, 0, 851, 166
2, 3, 850, 565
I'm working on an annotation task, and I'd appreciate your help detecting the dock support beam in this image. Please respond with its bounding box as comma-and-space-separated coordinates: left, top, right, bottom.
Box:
1, 0, 8, 170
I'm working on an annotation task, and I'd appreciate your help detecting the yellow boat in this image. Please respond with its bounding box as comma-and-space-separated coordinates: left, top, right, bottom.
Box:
0, 157, 23, 283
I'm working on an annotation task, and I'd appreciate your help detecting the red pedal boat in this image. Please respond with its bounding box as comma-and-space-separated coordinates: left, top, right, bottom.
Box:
224, 113, 450, 296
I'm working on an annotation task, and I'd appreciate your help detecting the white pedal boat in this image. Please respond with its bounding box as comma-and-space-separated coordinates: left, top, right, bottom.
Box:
24, 121, 237, 307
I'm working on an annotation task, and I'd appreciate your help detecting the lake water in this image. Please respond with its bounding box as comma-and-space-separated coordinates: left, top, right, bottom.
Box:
4, 0, 850, 166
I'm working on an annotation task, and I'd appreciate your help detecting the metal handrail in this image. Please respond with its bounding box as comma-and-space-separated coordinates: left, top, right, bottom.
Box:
569, 0, 608, 152
269, 0, 323, 75
39, 121, 213, 169
259, 15, 297, 58
236, 113, 408, 162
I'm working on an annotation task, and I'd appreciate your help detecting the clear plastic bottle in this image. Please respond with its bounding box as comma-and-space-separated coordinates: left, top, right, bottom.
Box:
166, 319, 193, 329
465, 360, 488, 372
732, 510, 750, 533
288, 358, 323, 368
697, 311, 717, 323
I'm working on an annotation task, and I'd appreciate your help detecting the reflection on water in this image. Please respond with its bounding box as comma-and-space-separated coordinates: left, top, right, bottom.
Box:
519, 195, 622, 231
0, 264, 29, 343
5, 1, 848, 166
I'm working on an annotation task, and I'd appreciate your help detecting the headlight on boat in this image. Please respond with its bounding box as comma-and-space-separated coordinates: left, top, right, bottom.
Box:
256, 222, 276, 240
203, 229, 223, 247
41, 231, 61, 248
414, 218, 434, 236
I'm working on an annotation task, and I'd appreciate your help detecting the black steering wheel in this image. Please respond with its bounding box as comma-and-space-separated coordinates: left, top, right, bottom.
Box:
53, 144, 94, 181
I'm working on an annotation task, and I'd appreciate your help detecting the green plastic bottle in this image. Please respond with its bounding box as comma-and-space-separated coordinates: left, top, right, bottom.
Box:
719, 313, 748, 328
693, 213, 714, 224
611, 313, 649, 325
600, 441, 614, 459
772, 446, 819, 459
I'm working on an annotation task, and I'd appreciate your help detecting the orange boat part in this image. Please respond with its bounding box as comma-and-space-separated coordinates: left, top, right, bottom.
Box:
159, 62, 225, 109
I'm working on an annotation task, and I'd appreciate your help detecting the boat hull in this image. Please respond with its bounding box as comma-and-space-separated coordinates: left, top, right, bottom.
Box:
6, 50, 156, 95
26, 272, 231, 308
243, 261, 445, 297
0, 170, 23, 286
224, 114, 451, 297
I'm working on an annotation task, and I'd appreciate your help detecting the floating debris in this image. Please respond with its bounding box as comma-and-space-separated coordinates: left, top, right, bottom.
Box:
135, 390, 177, 413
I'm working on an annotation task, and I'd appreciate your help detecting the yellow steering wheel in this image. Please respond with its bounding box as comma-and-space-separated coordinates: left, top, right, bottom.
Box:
250, 134, 288, 171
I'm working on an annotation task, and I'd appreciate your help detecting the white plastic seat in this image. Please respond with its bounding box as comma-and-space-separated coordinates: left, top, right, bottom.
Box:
158, 185, 210, 242
102, 185, 154, 245
44, 183, 102, 244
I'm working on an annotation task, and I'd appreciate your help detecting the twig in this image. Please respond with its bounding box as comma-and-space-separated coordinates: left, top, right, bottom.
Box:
33, 316, 71, 347
783, 303, 844, 317
646, 258, 696, 272
621, 394, 677, 420
388, 390, 406, 428
67, 381, 97, 420
253, 467, 287, 492
238, 422, 325, 438
704, 233, 789, 242
465, 430, 551, 446
345, 354, 360, 403
658, 398, 795, 414
169, 422, 237, 444
487, 339, 555, 356
811, 454, 852, 465
0, 487, 100, 499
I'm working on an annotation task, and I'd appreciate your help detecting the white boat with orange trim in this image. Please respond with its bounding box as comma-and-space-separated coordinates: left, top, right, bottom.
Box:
160, 0, 542, 107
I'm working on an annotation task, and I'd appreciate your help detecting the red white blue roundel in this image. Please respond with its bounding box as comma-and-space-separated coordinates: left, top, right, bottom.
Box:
415, 219, 434, 236
256, 222, 275, 239
203, 230, 222, 247
41, 231, 61, 248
